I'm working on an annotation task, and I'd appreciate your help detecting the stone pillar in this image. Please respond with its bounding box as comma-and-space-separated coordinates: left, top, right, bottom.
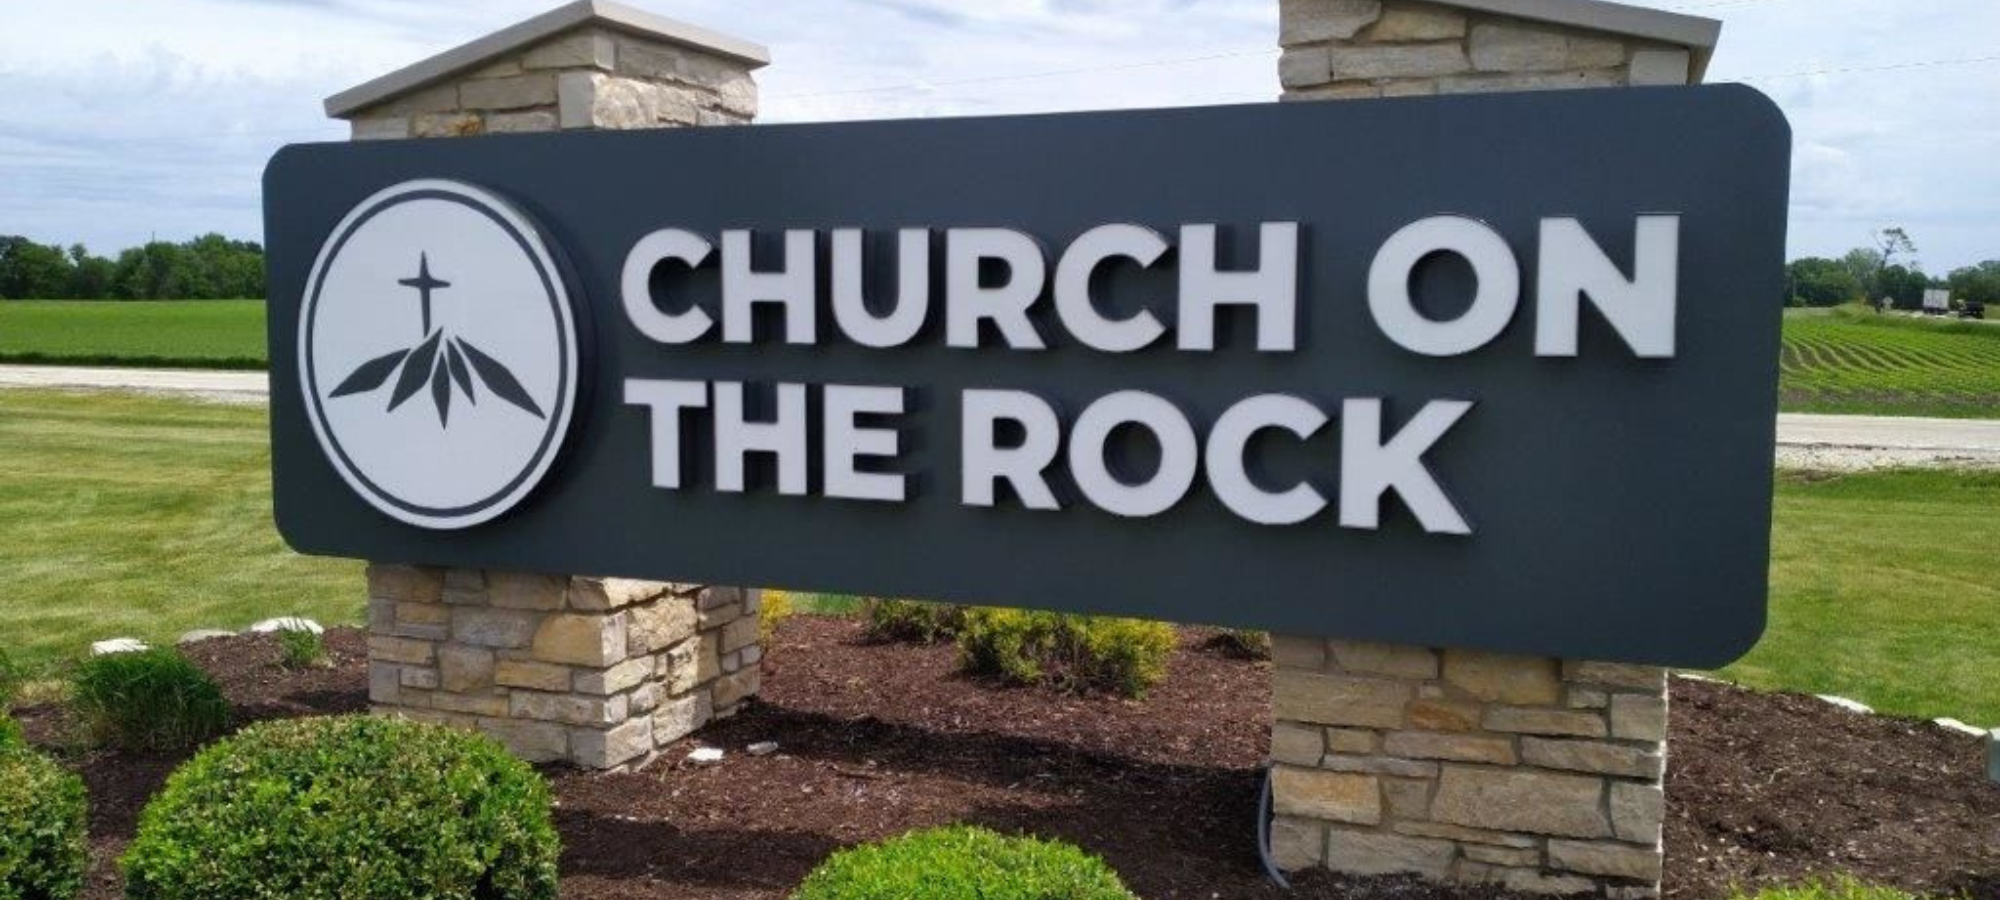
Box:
325, 2, 770, 769
366, 567, 761, 769
1269, 643, 1667, 895
1269, 0, 1716, 894
1278, 0, 1712, 99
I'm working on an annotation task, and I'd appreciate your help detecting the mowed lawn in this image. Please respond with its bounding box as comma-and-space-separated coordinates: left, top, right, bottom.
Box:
1781, 306, 2000, 418
1721, 468, 2000, 724
0, 299, 267, 369
0, 389, 359, 666
1, 388, 1997, 725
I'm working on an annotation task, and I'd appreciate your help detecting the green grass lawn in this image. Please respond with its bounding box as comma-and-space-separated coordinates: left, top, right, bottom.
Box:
0, 389, 358, 668
0, 299, 267, 369
1, 387, 1995, 726
1781, 306, 2000, 418
1719, 468, 2000, 724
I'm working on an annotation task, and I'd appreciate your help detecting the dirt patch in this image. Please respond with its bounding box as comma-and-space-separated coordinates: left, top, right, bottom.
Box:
1666, 677, 2000, 899
14, 621, 1998, 900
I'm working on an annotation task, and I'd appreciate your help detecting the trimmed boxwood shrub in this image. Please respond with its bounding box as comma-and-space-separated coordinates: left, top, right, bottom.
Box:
70, 648, 228, 751
957, 609, 1177, 698
122, 715, 559, 900
791, 825, 1137, 900
0, 746, 89, 900
863, 599, 966, 644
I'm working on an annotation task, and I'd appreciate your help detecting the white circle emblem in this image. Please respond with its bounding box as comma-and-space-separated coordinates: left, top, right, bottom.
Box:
299, 179, 579, 530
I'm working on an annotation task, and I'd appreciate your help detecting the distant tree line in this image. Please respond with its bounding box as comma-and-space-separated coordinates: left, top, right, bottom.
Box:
0, 234, 264, 301
1786, 226, 1998, 310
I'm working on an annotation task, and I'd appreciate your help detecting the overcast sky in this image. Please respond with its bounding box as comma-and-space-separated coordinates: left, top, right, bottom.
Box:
0, 0, 1993, 270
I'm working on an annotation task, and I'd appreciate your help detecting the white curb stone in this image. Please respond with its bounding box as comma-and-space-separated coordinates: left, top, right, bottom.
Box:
90, 638, 148, 656
1933, 717, 1987, 737
688, 747, 725, 765
249, 617, 324, 635
1814, 694, 1873, 715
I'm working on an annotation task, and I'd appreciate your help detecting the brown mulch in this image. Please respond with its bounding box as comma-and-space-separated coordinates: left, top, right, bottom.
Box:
13, 620, 1998, 900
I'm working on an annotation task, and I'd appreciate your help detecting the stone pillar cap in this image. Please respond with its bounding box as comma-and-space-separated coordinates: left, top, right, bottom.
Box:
1418, 0, 1720, 80
324, 0, 769, 119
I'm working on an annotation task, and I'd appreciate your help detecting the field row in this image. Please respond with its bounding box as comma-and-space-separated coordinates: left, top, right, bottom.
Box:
1779, 309, 2000, 418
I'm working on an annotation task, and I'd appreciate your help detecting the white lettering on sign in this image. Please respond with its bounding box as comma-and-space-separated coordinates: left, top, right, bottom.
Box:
615, 215, 1679, 535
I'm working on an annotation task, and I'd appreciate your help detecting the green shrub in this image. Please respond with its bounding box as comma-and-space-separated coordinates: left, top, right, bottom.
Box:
123, 715, 559, 900
957, 609, 1176, 698
760, 590, 795, 648
791, 825, 1137, 900
71, 649, 228, 751
0, 716, 21, 752
0, 746, 89, 900
0, 647, 18, 710
275, 629, 326, 670
1726, 879, 1926, 900
1216, 629, 1271, 659
864, 599, 967, 644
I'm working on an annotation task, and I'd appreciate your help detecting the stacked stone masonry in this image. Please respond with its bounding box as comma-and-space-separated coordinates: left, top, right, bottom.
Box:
367, 565, 762, 770
1278, 0, 1695, 100
1269, 638, 1668, 897
347, 27, 757, 140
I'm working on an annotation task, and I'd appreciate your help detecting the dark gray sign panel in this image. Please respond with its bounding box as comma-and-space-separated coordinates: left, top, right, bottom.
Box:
265, 85, 1791, 667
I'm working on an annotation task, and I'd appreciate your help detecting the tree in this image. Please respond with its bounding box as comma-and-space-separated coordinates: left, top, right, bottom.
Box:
1877, 264, 1930, 310
1947, 260, 2000, 308
1839, 247, 1884, 305
67, 245, 115, 299
0, 236, 74, 299
1873, 227, 1918, 272
1786, 257, 1862, 308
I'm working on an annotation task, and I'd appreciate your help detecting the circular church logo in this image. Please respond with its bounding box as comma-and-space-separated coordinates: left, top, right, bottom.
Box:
299, 179, 579, 530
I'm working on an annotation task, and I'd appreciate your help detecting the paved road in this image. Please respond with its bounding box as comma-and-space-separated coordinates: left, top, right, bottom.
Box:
0, 364, 267, 405
2, 364, 1997, 468
1774, 412, 2000, 470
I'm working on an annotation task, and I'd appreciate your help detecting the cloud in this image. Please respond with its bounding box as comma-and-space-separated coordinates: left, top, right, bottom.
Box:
0, 0, 1993, 270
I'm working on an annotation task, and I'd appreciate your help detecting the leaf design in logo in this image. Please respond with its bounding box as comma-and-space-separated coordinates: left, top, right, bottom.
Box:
429, 358, 453, 425
445, 341, 477, 404
388, 330, 443, 413
456, 338, 545, 420
329, 349, 409, 398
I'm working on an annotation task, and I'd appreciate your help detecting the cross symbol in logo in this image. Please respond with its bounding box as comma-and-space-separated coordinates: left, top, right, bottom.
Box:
397, 253, 451, 335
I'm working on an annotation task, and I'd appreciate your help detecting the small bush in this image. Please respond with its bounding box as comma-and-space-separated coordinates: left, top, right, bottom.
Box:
0, 746, 89, 900
1726, 879, 1926, 900
0, 715, 22, 751
123, 715, 559, 900
957, 609, 1176, 698
791, 825, 1137, 900
760, 590, 795, 648
0, 646, 18, 710
864, 599, 967, 644
275, 629, 326, 670
70, 649, 228, 751
1216, 629, 1271, 659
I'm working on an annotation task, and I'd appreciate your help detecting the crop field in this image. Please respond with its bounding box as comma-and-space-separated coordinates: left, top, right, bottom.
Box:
1780, 307, 2000, 418
0, 299, 267, 369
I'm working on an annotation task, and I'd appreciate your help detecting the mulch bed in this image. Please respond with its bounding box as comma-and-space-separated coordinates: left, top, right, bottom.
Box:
14, 619, 1999, 900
